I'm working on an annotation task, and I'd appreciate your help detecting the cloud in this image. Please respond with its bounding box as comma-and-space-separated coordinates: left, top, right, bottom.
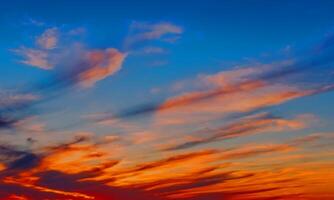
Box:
33, 45, 127, 90
14, 28, 126, 86
0, 134, 331, 200
4, 23, 334, 200
0, 116, 20, 129
23, 18, 45, 27
33, 170, 165, 200
0, 144, 40, 171
96, 31, 334, 121
0, 137, 166, 200
119, 150, 216, 175
132, 46, 167, 55
128, 131, 159, 144
36, 28, 58, 50
68, 27, 86, 35
151, 171, 252, 195
124, 21, 183, 48
219, 144, 293, 160
199, 65, 267, 87
0, 92, 41, 131
97, 53, 334, 124
77, 48, 127, 87
6, 194, 28, 200
161, 113, 306, 151
3, 177, 95, 199
13, 47, 52, 70
0, 92, 38, 109
94, 80, 266, 122
158, 81, 266, 111
6, 42, 127, 135
13, 28, 59, 70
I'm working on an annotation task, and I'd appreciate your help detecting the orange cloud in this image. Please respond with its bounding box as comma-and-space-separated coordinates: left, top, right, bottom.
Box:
161, 113, 306, 151
220, 144, 293, 160
154, 81, 309, 128
158, 80, 266, 112
3, 177, 94, 199
120, 150, 217, 175
39, 138, 118, 174
7, 195, 28, 200
78, 48, 126, 87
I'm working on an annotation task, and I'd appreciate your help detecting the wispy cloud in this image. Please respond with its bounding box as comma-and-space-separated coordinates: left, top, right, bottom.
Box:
219, 144, 293, 160
13, 47, 52, 70
0, 92, 38, 109
36, 27, 58, 50
77, 48, 126, 87
161, 113, 307, 151
94, 33, 334, 124
132, 46, 167, 55
124, 21, 183, 49
13, 27, 59, 70
13, 26, 126, 89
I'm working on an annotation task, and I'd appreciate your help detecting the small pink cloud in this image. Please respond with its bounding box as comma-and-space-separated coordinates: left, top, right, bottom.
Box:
14, 47, 52, 70
36, 27, 58, 49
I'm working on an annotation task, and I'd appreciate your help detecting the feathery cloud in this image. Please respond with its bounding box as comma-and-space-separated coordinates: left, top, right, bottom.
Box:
13, 47, 52, 70
125, 21, 183, 48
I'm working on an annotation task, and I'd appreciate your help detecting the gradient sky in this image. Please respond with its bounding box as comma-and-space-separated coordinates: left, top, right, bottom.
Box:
1, 1, 334, 200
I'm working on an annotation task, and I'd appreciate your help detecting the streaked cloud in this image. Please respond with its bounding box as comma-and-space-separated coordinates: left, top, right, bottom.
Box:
95, 35, 334, 122
0, 92, 38, 108
219, 144, 293, 160
124, 21, 183, 49
13, 47, 52, 70
132, 46, 167, 55
161, 113, 307, 151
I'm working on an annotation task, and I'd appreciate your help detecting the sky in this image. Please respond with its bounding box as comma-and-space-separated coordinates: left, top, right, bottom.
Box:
1, 0, 334, 199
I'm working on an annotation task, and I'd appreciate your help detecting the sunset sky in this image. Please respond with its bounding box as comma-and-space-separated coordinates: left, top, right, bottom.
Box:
1, 1, 334, 199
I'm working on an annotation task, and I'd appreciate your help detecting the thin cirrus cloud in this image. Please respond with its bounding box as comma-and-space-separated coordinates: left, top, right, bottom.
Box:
132, 46, 167, 55
124, 21, 183, 49
13, 47, 52, 70
160, 112, 308, 151
0, 92, 38, 108
94, 33, 334, 124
